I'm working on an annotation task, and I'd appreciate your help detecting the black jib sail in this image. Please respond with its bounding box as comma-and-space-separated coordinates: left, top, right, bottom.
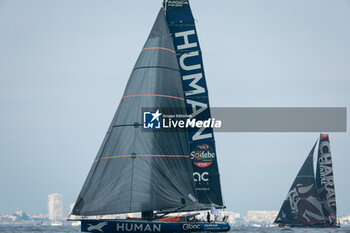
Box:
274, 142, 325, 226
316, 134, 337, 225
72, 9, 198, 216
164, 0, 224, 208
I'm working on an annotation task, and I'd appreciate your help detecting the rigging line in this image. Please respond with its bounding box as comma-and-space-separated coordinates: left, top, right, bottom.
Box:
133, 66, 180, 72
123, 94, 184, 100
94, 155, 190, 163
143, 47, 175, 53
129, 157, 135, 213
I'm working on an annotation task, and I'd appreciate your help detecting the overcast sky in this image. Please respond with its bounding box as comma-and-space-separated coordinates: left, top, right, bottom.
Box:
1, 0, 349, 216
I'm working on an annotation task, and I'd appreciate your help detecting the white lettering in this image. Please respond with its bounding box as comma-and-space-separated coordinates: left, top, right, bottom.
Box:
193, 172, 210, 182
186, 99, 207, 118
203, 119, 210, 128
202, 172, 209, 181
144, 224, 152, 232
214, 120, 222, 128
196, 120, 203, 128
183, 73, 205, 96
116, 223, 162, 232
178, 121, 184, 127
186, 118, 196, 127
319, 153, 332, 165
179, 51, 201, 71
182, 223, 201, 231
191, 151, 215, 160
125, 223, 133, 231
116, 223, 124, 231
153, 224, 161, 232
318, 139, 336, 206
134, 224, 143, 231
193, 127, 212, 141
175, 30, 198, 50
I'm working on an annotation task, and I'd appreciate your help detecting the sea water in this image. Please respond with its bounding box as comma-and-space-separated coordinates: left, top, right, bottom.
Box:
0, 225, 349, 233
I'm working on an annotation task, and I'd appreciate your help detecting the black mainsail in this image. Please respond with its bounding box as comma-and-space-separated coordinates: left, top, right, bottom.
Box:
274, 142, 325, 226
72, 9, 198, 216
316, 134, 337, 225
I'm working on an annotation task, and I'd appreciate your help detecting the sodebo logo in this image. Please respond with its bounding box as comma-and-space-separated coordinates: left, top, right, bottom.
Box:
191, 143, 216, 168
190, 151, 215, 160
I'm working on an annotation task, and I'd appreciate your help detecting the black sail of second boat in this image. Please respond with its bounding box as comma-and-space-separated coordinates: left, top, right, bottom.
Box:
274, 142, 325, 226
72, 9, 198, 216
275, 134, 338, 227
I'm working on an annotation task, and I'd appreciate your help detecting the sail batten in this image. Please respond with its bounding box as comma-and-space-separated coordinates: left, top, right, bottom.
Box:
122, 94, 184, 100
94, 155, 191, 163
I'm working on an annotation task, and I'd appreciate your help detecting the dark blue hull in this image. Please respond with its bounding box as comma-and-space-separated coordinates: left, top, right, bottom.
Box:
81, 220, 230, 233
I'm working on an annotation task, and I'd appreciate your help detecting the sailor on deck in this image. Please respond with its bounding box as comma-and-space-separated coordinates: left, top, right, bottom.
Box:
207, 212, 210, 223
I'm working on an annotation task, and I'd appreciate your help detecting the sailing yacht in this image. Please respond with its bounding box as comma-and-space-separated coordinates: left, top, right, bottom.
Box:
69, 1, 230, 232
274, 134, 339, 228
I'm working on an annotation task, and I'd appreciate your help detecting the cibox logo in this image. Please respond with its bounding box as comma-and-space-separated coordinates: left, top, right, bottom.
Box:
143, 109, 162, 129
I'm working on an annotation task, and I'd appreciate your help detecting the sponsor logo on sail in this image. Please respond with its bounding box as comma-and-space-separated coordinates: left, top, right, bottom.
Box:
318, 138, 336, 207
191, 144, 215, 168
193, 172, 209, 182
167, 0, 189, 7
285, 183, 324, 223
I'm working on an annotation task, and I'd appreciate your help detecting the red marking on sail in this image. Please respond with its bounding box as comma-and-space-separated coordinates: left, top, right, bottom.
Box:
194, 162, 212, 168
143, 47, 175, 54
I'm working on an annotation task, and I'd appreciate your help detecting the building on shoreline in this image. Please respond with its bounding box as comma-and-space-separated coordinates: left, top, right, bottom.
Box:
48, 193, 63, 223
